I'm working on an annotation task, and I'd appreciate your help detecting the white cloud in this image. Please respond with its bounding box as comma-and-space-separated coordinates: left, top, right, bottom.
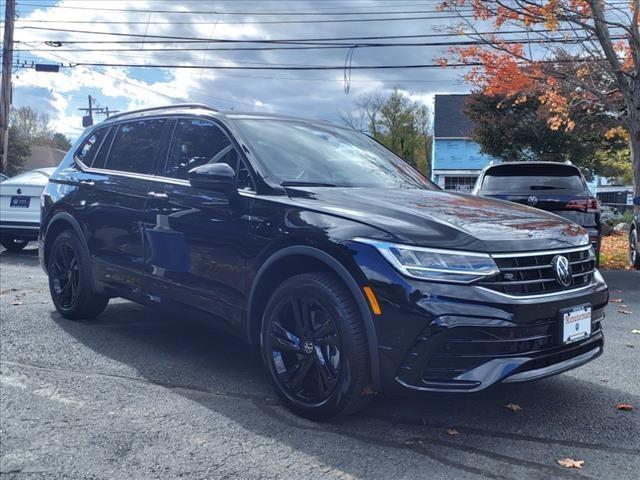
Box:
13, 0, 471, 137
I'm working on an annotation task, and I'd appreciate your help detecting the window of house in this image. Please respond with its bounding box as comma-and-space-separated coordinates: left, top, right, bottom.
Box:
104, 119, 168, 175
443, 176, 478, 193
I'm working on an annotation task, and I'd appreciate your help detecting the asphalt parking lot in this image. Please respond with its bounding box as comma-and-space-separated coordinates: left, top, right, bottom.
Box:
1, 245, 639, 480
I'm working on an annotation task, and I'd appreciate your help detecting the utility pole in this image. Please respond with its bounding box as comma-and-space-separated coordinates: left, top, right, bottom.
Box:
0, 0, 16, 175
79, 95, 119, 126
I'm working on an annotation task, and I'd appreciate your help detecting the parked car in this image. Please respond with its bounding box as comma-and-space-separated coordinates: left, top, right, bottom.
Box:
0, 168, 55, 251
472, 162, 601, 259
40, 105, 608, 420
630, 197, 640, 270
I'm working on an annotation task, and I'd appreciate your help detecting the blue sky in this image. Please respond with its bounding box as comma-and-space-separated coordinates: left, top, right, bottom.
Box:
4, 0, 471, 140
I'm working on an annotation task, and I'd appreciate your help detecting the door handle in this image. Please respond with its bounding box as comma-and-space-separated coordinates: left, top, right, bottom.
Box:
147, 191, 168, 199
79, 180, 95, 186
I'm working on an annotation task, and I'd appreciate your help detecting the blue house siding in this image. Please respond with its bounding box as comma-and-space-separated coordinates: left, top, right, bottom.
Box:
431, 138, 498, 191
433, 138, 495, 171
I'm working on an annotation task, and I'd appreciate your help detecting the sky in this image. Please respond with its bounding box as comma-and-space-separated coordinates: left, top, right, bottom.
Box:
4, 0, 472, 140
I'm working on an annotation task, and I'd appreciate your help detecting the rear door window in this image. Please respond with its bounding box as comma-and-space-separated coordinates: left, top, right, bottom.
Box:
105, 119, 168, 175
482, 165, 586, 192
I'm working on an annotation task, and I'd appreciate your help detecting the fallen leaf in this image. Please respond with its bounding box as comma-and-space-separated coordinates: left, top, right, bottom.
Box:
504, 403, 522, 412
557, 458, 584, 469
626, 344, 635, 348
11, 301, 23, 306
601, 379, 609, 383
611, 298, 624, 303
615, 403, 633, 411
618, 309, 631, 315
446, 428, 459, 436
632, 329, 640, 335
361, 384, 377, 396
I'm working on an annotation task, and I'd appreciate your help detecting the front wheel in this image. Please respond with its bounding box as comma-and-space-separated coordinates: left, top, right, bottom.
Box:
47, 231, 109, 320
630, 228, 640, 270
1, 237, 29, 251
261, 272, 373, 420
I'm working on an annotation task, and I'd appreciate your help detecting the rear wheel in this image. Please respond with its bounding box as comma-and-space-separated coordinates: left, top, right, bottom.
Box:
1, 237, 29, 251
630, 228, 640, 270
261, 272, 372, 420
48, 231, 109, 320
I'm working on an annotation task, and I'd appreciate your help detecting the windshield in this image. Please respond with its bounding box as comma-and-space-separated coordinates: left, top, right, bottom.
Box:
234, 118, 436, 189
482, 165, 586, 193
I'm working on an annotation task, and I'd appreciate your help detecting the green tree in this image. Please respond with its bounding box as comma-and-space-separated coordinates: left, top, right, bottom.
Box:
52, 132, 72, 151
6, 126, 31, 176
9, 106, 53, 144
340, 89, 433, 174
464, 92, 630, 179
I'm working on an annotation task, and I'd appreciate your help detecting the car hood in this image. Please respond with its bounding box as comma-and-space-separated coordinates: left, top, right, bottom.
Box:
285, 187, 588, 253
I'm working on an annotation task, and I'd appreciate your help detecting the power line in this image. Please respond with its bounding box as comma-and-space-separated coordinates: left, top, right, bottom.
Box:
16, 26, 616, 45
12, 34, 624, 54
16, 2, 469, 16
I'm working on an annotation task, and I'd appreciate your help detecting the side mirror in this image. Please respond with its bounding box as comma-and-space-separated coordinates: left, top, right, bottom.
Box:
188, 163, 236, 193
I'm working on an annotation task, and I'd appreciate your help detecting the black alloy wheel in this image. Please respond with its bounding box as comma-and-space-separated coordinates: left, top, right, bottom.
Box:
631, 228, 640, 269
50, 240, 80, 310
47, 231, 109, 320
261, 272, 372, 420
266, 295, 342, 405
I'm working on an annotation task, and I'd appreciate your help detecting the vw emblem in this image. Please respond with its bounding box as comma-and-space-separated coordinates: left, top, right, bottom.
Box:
527, 195, 538, 206
551, 255, 572, 288
303, 340, 314, 355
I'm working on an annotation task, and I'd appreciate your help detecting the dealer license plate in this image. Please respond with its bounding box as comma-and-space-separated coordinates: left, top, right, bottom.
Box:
561, 305, 591, 344
10, 196, 30, 208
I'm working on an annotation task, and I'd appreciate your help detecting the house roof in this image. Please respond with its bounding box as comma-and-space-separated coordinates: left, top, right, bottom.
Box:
433, 94, 473, 138
24, 145, 67, 170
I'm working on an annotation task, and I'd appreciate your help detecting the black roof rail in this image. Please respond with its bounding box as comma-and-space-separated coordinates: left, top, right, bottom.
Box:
105, 103, 218, 121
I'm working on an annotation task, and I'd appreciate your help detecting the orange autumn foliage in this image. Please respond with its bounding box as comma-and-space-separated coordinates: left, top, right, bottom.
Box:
439, 0, 636, 133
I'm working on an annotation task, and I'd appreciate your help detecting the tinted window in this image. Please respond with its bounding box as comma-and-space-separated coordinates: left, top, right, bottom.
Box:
165, 119, 237, 180
481, 165, 585, 192
105, 119, 167, 174
234, 119, 434, 189
76, 128, 109, 165
91, 127, 115, 169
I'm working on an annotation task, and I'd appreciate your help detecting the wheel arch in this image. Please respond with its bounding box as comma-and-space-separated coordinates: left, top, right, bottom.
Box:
246, 245, 381, 390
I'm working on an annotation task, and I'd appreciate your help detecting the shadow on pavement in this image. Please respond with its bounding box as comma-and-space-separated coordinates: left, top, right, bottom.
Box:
50, 299, 640, 479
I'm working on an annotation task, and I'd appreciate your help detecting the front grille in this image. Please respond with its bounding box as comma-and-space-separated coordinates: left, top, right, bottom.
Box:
479, 246, 596, 296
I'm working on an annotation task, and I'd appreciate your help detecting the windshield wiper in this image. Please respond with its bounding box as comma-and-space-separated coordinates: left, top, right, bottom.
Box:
529, 185, 558, 190
281, 181, 337, 187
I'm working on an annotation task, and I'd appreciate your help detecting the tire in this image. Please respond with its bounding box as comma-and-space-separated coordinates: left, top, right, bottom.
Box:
630, 227, 640, 270
261, 272, 372, 420
1, 237, 29, 251
47, 230, 109, 320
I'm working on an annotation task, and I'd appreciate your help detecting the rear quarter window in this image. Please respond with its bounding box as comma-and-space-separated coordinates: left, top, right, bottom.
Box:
76, 128, 109, 166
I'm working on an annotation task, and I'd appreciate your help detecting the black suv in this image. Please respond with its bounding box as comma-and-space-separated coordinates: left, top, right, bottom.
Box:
40, 105, 608, 420
472, 162, 601, 258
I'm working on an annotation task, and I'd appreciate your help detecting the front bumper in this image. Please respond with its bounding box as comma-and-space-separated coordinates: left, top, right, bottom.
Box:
347, 241, 609, 394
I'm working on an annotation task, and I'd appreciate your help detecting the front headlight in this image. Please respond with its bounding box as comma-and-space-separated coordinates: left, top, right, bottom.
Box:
353, 238, 499, 283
